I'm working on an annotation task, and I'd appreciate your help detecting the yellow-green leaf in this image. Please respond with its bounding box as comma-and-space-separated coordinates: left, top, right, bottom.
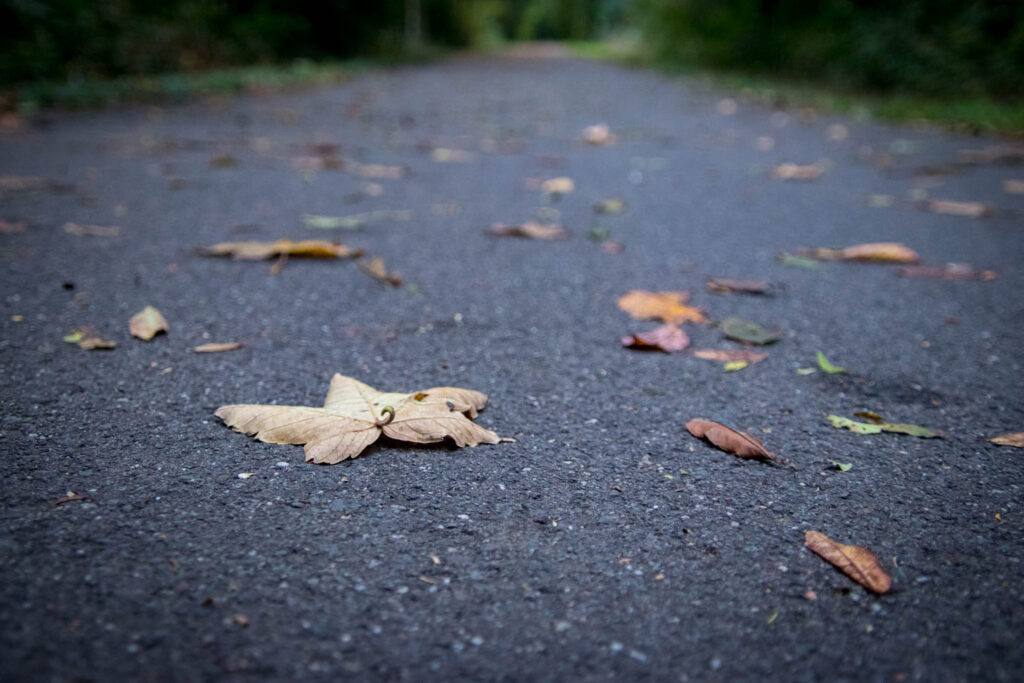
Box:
816, 351, 845, 374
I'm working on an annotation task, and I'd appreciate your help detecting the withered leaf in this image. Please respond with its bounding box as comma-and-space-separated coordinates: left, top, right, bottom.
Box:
799, 242, 920, 264
593, 199, 625, 214
486, 222, 570, 240
618, 290, 706, 325
691, 349, 767, 364
582, 124, 615, 146
989, 433, 1024, 448
199, 239, 363, 261
1003, 180, 1024, 195
216, 374, 503, 464
773, 163, 824, 181
621, 324, 690, 352
194, 342, 244, 353
685, 418, 780, 464
64, 327, 116, 350
130, 306, 168, 340
63, 223, 120, 237
210, 155, 238, 169
706, 277, 771, 295
348, 162, 408, 179
721, 318, 780, 345
804, 530, 892, 594
920, 199, 993, 218
430, 148, 475, 163
896, 264, 996, 281
541, 177, 575, 196
359, 257, 403, 287
601, 240, 624, 254
0, 219, 27, 233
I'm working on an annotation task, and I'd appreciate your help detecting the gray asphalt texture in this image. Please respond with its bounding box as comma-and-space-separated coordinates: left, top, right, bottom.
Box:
2, 49, 1024, 681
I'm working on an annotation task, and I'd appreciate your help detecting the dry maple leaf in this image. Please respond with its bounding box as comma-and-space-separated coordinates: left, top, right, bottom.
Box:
617, 290, 706, 325
486, 222, 570, 240
129, 306, 168, 341
621, 324, 689, 352
685, 418, 780, 464
216, 374, 502, 464
989, 432, 1024, 448
804, 530, 892, 594
199, 239, 363, 261
691, 349, 768, 364
799, 242, 920, 264
773, 163, 824, 181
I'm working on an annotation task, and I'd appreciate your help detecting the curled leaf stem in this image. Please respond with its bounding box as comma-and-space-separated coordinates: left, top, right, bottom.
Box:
375, 405, 395, 427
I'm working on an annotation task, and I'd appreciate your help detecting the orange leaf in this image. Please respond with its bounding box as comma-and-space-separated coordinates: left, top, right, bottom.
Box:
621, 324, 690, 352
685, 418, 779, 464
804, 530, 892, 594
800, 243, 920, 264
199, 239, 363, 261
617, 290, 706, 325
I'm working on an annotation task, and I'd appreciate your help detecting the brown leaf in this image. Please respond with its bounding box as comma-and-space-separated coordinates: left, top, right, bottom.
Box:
706, 277, 771, 295
359, 257, 403, 287
621, 324, 690, 353
1003, 180, 1024, 195
0, 219, 27, 233
63, 222, 120, 237
194, 342, 244, 353
804, 530, 892, 594
617, 290, 707, 325
199, 239, 363, 261
216, 374, 503, 464
691, 349, 768, 364
685, 418, 779, 464
582, 124, 615, 146
799, 242, 920, 264
0, 175, 53, 191
773, 163, 824, 181
64, 327, 116, 350
896, 264, 996, 281
129, 306, 168, 340
920, 199, 993, 218
486, 222, 570, 240
989, 432, 1024, 448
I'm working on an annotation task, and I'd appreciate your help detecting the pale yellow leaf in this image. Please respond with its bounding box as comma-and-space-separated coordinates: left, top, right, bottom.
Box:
129, 306, 168, 341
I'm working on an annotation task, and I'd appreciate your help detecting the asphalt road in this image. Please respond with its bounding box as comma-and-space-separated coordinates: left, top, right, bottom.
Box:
2, 49, 1023, 681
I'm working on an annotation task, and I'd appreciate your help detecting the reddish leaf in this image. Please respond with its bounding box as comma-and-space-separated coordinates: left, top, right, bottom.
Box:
621, 324, 690, 353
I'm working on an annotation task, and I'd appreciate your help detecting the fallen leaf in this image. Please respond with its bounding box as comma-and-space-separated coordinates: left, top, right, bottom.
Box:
685, 418, 780, 464
706, 277, 770, 295
199, 239, 363, 261
827, 414, 940, 438
816, 351, 845, 374
618, 290, 706, 325
601, 240, 624, 254
777, 252, 823, 269
0, 175, 57, 191
216, 374, 502, 464
431, 148, 475, 163
1003, 180, 1024, 194
920, 199, 993, 218
486, 222, 570, 240
804, 530, 891, 594
63, 223, 120, 237
621, 324, 690, 352
867, 194, 895, 208
723, 361, 748, 372
237, 472, 254, 479
721, 318, 780, 345
291, 155, 342, 172
210, 155, 238, 168
829, 460, 853, 472
795, 368, 816, 375
64, 327, 116, 350
989, 433, 1024, 448
582, 124, 615, 146
194, 342, 244, 353
799, 243, 920, 264
348, 162, 408, 179
896, 264, 996, 281
359, 257, 403, 287
302, 210, 412, 230
541, 177, 575, 196
129, 306, 168, 341
774, 163, 824, 180
0, 219, 27, 233
691, 349, 768, 364
587, 228, 611, 242
593, 199, 625, 214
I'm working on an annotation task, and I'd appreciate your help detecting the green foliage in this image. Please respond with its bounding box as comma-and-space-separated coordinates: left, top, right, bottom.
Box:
635, 0, 1024, 98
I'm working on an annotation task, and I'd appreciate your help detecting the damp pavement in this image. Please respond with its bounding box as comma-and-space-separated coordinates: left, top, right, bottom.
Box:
2, 49, 1023, 681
